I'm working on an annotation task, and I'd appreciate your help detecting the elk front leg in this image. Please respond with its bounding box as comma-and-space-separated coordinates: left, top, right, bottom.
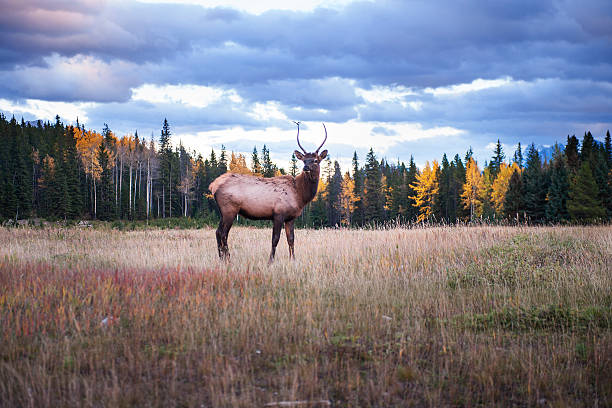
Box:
284, 219, 295, 260
269, 215, 284, 264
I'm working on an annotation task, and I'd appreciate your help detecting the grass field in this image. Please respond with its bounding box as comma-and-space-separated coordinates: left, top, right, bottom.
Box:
0, 225, 610, 407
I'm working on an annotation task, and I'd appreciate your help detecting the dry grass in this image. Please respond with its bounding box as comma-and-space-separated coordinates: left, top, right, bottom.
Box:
0, 225, 610, 407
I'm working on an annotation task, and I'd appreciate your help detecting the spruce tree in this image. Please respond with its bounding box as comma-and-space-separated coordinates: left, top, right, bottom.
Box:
351, 152, 365, 226
219, 145, 228, 174
96, 142, 115, 220
567, 162, 605, 222
504, 169, 524, 221
490, 139, 505, 180
605, 130, 611, 167
545, 144, 570, 223
364, 148, 383, 223
522, 144, 546, 223
565, 135, 580, 173
437, 154, 453, 222
261, 145, 275, 177
289, 153, 298, 177
327, 161, 343, 226
513, 142, 523, 169
251, 147, 262, 175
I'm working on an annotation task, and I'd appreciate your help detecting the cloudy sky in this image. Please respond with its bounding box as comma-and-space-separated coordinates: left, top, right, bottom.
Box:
1, 0, 611, 169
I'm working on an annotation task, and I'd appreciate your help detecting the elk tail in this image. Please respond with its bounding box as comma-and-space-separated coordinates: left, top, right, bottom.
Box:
208, 173, 231, 195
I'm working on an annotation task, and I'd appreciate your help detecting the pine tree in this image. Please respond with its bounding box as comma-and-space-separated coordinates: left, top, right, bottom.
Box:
405, 156, 419, 222
289, 153, 298, 177
513, 142, 523, 169
251, 147, 262, 175
327, 161, 343, 226
261, 145, 275, 177
218, 145, 228, 174
504, 169, 524, 221
567, 162, 605, 222
545, 144, 570, 222
605, 130, 611, 167
489, 139, 505, 180
522, 144, 547, 223
452, 154, 467, 221
437, 154, 454, 222
96, 142, 115, 220
351, 151, 365, 226
565, 135, 580, 173
363, 148, 383, 223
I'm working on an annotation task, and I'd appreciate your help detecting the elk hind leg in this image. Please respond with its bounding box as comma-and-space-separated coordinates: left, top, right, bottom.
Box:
284, 219, 295, 260
216, 211, 235, 260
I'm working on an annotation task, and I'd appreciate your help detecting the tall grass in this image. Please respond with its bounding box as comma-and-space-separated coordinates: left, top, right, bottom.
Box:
1, 225, 610, 406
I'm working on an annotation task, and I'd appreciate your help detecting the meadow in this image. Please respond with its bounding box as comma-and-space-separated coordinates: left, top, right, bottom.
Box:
0, 225, 610, 407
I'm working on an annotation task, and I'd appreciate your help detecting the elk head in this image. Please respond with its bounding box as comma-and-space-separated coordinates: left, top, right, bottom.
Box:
293, 121, 328, 180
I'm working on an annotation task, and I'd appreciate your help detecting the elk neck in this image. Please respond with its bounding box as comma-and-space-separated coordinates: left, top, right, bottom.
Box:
295, 169, 320, 207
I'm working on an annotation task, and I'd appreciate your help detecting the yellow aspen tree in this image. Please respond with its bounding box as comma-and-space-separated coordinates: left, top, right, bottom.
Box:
491, 162, 520, 215
410, 160, 439, 223
461, 158, 483, 220
338, 171, 356, 225
229, 152, 252, 174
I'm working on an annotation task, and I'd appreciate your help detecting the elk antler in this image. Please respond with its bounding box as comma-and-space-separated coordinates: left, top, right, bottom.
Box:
316, 123, 327, 153
294, 121, 307, 153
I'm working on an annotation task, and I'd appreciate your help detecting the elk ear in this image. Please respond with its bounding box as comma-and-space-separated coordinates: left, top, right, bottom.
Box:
318, 150, 328, 160
294, 150, 305, 161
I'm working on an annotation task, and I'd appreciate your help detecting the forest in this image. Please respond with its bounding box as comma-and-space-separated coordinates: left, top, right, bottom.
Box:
0, 113, 610, 226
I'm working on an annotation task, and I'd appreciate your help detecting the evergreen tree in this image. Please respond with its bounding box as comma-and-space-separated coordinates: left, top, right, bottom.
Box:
351, 152, 365, 226
62, 126, 83, 217
504, 169, 524, 221
489, 139, 505, 180
580, 131, 594, 162
567, 162, 605, 222
437, 154, 454, 222
261, 145, 276, 177
513, 142, 523, 169
363, 148, 383, 223
565, 135, 580, 173
218, 145, 228, 174
522, 144, 547, 223
545, 144, 570, 222
605, 130, 611, 167
289, 153, 298, 177
251, 147, 262, 175
96, 142, 115, 220
326, 161, 343, 226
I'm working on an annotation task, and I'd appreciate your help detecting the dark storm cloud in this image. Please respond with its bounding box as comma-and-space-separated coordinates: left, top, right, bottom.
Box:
2, 0, 611, 103
1, 0, 611, 165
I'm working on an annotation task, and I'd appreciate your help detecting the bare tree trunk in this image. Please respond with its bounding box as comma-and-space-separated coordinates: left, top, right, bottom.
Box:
162, 185, 165, 218
146, 158, 150, 219
129, 162, 133, 218
93, 178, 97, 218
119, 156, 123, 217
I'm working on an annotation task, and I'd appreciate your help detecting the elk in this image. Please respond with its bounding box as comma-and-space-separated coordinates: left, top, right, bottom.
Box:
209, 122, 328, 263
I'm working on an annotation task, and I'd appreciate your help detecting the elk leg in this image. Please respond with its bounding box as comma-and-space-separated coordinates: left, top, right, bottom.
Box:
284, 220, 295, 259
216, 213, 234, 261
268, 215, 284, 264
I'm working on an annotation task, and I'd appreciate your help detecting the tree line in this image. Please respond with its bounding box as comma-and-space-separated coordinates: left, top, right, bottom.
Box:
0, 113, 610, 226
